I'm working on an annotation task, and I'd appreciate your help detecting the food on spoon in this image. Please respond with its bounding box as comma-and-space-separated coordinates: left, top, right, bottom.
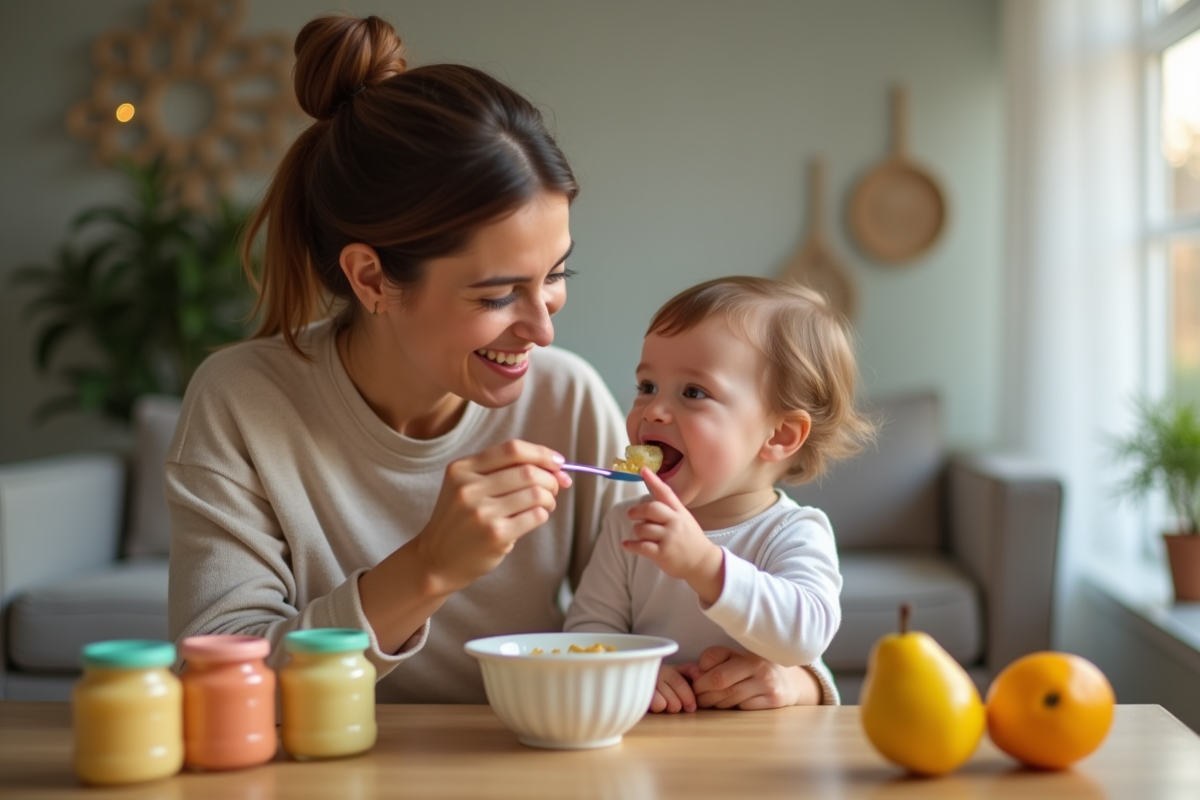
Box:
611, 444, 663, 474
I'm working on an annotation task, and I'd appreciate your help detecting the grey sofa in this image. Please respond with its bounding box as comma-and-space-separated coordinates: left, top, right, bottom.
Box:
787, 393, 1063, 700
0, 392, 1062, 702
0, 395, 179, 700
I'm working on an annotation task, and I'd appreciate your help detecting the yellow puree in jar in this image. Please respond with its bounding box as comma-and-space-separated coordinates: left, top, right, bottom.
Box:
281, 629, 377, 760
72, 641, 183, 785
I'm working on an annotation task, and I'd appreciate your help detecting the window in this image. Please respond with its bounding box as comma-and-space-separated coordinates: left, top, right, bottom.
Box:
1145, 1, 1200, 405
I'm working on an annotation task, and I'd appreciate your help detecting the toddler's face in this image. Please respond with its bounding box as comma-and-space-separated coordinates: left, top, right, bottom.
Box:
627, 316, 782, 512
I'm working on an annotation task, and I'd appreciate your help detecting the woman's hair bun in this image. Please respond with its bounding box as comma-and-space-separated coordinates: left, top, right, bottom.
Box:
293, 15, 407, 121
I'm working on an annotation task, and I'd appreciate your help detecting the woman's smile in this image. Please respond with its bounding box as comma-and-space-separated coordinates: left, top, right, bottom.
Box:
475, 347, 532, 377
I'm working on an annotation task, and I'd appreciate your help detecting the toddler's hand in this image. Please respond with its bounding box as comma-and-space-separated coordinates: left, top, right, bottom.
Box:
687, 646, 823, 710
623, 467, 724, 604
650, 664, 697, 714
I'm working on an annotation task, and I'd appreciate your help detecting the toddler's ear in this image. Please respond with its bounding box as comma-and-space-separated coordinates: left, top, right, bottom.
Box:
761, 411, 811, 464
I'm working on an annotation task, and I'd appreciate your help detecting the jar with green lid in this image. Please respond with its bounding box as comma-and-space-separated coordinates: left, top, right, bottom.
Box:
72, 639, 183, 785
280, 628, 377, 759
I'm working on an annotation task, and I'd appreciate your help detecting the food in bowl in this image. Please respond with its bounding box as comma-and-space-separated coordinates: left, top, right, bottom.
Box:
464, 632, 678, 750
611, 444, 663, 474
530, 643, 618, 655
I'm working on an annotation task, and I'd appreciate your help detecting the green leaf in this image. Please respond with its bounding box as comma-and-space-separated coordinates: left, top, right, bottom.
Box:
180, 303, 207, 339
9, 265, 57, 286
72, 206, 135, 233
178, 247, 203, 297
32, 393, 84, 425
33, 322, 74, 371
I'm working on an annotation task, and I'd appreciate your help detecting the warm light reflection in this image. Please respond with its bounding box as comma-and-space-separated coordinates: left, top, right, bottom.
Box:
1162, 29, 1200, 214
115, 103, 135, 123
1171, 240, 1200, 405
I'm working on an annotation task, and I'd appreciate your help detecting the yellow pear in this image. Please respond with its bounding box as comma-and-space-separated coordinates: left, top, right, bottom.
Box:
859, 604, 985, 776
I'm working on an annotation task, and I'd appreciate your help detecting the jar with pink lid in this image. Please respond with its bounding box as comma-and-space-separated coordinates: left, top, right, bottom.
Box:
180, 634, 277, 771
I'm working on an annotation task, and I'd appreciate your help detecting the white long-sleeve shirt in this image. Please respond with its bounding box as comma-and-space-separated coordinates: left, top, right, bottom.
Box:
565, 491, 842, 702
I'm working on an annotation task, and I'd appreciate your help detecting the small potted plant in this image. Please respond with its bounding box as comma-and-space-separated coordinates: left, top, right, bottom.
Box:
1110, 396, 1200, 601
11, 158, 254, 425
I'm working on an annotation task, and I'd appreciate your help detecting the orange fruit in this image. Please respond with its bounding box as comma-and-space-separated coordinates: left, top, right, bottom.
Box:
985, 652, 1115, 769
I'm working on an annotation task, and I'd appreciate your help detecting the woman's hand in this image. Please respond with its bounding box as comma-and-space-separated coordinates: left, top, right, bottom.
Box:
678, 646, 823, 710
413, 439, 571, 595
359, 439, 569, 653
650, 664, 698, 714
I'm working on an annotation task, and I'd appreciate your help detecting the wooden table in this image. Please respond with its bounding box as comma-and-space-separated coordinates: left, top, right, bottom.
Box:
2, 702, 1198, 798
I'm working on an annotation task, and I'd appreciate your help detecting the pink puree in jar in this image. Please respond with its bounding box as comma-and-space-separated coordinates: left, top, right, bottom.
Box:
180, 635, 277, 770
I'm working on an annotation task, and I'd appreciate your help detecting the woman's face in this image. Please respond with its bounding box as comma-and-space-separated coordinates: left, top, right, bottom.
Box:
382, 191, 573, 410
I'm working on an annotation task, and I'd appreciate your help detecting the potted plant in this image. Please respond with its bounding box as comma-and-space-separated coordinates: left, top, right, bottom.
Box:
11, 158, 254, 425
1110, 396, 1200, 601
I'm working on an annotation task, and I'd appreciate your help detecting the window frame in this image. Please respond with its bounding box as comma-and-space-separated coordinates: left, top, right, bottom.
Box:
1141, 0, 1200, 401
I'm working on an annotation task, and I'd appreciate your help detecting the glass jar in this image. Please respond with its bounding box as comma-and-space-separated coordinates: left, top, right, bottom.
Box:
180, 634, 277, 770
72, 639, 183, 785
280, 628, 376, 760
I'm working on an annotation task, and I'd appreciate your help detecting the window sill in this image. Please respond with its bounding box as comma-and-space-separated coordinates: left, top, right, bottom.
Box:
1083, 557, 1200, 667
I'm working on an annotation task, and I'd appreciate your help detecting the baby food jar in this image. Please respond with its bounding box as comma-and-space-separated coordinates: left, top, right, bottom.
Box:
72, 639, 183, 785
280, 628, 377, 760
180, 634, 277, 770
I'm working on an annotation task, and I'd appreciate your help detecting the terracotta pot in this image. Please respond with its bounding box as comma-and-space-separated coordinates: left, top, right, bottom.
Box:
1163, 533, 1200, 602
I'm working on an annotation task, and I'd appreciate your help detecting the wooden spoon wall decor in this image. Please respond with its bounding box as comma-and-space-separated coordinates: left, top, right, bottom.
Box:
779, 158, 857, 321
849, 85, 946, 264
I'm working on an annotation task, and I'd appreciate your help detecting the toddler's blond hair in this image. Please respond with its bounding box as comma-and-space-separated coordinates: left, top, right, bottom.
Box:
647, 276, 876, 484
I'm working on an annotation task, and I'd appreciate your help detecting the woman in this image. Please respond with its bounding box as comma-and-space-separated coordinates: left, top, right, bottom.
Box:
167, 13, 830, 706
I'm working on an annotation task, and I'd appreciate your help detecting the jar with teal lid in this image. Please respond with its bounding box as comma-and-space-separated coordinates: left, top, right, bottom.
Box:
280, 628, 376, 759
72, 639, 183, 785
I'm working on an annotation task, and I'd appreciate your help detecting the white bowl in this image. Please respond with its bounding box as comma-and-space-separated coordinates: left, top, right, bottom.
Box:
464, 632, 678, 749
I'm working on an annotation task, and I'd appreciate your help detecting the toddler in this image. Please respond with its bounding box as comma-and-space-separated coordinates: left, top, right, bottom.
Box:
564, 276, 875, 711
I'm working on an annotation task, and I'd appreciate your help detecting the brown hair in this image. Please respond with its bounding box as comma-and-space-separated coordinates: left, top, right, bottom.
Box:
243, 14, 579, 355
647, 276, 876, 484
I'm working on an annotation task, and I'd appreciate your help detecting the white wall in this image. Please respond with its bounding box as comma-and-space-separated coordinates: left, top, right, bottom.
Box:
0, 0, 1002, 462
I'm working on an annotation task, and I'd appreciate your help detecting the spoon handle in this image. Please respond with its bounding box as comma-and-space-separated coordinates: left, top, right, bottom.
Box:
560, 462, 645, 482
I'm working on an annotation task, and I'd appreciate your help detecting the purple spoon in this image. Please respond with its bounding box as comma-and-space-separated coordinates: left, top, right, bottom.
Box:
560, 462, 645, 482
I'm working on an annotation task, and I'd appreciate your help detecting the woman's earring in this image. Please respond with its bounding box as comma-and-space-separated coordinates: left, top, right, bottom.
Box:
372, 301, 379, 316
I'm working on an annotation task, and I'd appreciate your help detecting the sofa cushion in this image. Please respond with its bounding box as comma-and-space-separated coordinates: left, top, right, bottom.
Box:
824, 550, 983, 671
124, 395, 183, 558
786, 392, 943, 549
8, 559, 169, 673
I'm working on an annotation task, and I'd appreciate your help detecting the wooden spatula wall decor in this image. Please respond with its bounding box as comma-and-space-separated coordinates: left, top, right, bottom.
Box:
849, 85, 946, 264
779, 159, 857, 321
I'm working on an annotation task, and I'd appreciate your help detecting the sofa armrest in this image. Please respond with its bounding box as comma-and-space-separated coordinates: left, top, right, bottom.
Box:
947, 452, 1063, 676
0, 453, 126, 691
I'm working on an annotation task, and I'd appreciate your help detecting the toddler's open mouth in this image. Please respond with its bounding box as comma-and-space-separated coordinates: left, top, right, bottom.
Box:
644, 440, 683, 478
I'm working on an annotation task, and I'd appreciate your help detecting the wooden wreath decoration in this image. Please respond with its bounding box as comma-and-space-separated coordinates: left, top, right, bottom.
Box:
66, 0, 297, 207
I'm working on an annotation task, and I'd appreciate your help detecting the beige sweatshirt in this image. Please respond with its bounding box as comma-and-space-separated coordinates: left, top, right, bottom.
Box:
166, 320, 636, 703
